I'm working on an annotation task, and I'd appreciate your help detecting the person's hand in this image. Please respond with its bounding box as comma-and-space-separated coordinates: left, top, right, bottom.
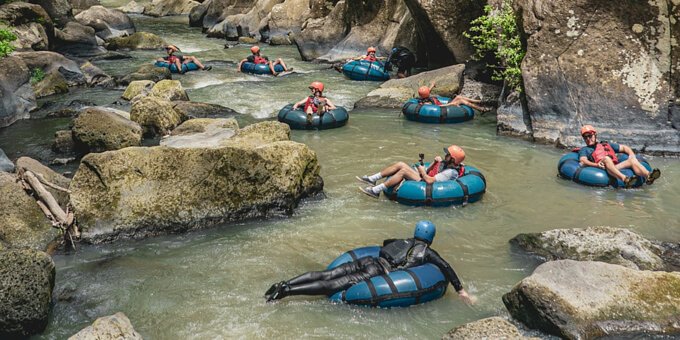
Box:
457, 289, 477, 305
597, 161, 605, 169
292, 104, 298, 110
434, 156, 442, 162
429, 81, 436, 89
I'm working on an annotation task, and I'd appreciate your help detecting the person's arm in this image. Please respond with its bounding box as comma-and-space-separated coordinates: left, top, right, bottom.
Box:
324, 98, 336, 110
618, 143, 635, 158
426, 248, 475, 305
292, 98, 307, 109
579, 156, 602, 168
237, 58, 247, 72
416, 165, 436, 184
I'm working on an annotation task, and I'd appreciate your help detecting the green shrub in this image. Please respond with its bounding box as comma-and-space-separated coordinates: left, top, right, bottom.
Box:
464, 0, 525, 92
30, 68, 45, 85
0, 27, 17, 58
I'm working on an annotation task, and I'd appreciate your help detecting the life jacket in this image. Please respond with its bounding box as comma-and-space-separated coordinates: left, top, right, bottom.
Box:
303, 96, 326, 113
166, 55, 180, 64
363, 55, 377, 62
427, 161, 465, 178
379, 238, 427, 269
253, 55, 268, 64
418, 96, 442, 106
591, 142, 618, 164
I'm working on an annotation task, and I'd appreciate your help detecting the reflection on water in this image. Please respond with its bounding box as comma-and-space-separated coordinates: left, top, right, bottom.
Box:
4, 12, 677, 340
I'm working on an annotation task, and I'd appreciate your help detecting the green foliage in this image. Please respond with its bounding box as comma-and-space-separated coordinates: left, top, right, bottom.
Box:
30, 68, 45, 85
464, 0, 525, 92
0, 27, 17, 58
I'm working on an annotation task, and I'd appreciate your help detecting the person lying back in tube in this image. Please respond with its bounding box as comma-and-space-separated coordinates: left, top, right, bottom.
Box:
292, 81, 337, 123
578, 125, 660, 188
347, 46, 385, 63
237, 45, 291, 76
156, 44, 212, 73
417, 82, 490, 112
356, 145, 466, 199
265, 220, 476, 305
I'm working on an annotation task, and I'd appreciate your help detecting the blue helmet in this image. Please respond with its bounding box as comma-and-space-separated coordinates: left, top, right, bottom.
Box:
414, 220, 436, 244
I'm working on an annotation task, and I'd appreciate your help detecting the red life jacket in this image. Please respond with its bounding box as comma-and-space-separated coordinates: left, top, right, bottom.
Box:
304, 96, 322, 113
592, 142, 618, 164
419, 97, 442, 106
363, 55, 377, 62
166, 55, 180, 64
253, 55, 268, 64
426, 162, 465, 178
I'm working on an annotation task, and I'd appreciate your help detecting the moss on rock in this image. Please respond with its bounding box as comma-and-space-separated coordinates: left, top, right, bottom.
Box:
130, 96, 185, 136
72, 107, 143, 153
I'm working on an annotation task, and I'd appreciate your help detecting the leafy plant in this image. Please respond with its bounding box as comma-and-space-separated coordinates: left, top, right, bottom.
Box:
0, 27, 17, 58
30, 67, 45, 85
464, 0, 525, 92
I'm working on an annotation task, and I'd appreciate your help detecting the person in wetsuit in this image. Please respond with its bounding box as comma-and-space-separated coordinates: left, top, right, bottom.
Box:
384, 46, 416, 78
265, 220, 475, 304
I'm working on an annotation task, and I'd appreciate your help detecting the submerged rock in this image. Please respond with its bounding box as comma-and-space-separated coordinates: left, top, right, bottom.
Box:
69, 312, 142, 340
0, 56, 36, 128
442, 317, 538, 340
511, 226, 667, 271
0, 149, 14, 173
503, 260, 680, 339
0, 249, 55, 339
106, 32, 167, 51
69, 121, 323, 243
75, 5, 136, 41
72, 107, 142, 153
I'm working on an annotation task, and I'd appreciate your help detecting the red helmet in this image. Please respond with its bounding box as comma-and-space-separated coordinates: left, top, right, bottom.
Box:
580, 125, 596, 136
444, 145, 465, 164
367, 46, 376, 53
418, 86, 430, 98
309, 81, 324, 92
250, 46, 260, 54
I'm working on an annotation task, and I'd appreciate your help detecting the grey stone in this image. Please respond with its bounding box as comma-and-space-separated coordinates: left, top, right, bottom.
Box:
0, 56, 36, 128
75, 5, 135, 41
0, 149, 14, 173
69, 312, 142, 340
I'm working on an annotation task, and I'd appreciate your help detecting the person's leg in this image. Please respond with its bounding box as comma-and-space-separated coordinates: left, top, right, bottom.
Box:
174, 59, 184, 74
184, 56, 205, 69
382, 168, 420, 188
603, 157, 629, 182
358, 162, 414, 186
450, 96, 487, 112
617, 156, 650, 178
275, 58, 289, 71
269, 61, 278, 75
286, 258, 366, 286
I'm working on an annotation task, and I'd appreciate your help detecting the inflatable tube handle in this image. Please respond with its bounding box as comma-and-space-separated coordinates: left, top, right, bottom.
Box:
455, 178, 470, 206
404, 269, 423, 305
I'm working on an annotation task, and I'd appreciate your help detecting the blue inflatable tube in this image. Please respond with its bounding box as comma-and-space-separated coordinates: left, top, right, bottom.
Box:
326, 246, 448, 308
401, 97, 474, 124
277, 104, 349, 130
383, 164, 486, 207
557, 152, 652, 188
240, 61, 284, 75
341, 60, 390, 81
154, 61, 199, 73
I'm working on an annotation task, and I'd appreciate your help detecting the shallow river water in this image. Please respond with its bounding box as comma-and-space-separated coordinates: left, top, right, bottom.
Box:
1, 11, 678, 340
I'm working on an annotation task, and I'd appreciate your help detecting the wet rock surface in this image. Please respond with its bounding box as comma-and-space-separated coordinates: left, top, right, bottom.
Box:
0, 149, 14, 172
0, 56, 36, 128
68, 312, 142, 340
130, 96, 186, 136
72, 107, 143, 153
118, 64, 172, 85
442, 317, 539, 340
171, 100, 238, 118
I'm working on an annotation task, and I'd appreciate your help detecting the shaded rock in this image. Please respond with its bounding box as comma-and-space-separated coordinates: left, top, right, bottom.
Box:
237, 36, 258, 44
106, 32, 166, 51
72, 107, 142, 153
496, 90, 531, 141
291, 0, 346, 61
0, 56, 36, 128
149, 79, 189, 101
69, 121, 323, 243
69, 0, 101, 13
54, 21, 107, 57
91, 106, 131, 120
130, 96, 185, 136
442, 317, 538, 340
33, 71, 69, 98
203, 0, 280, 40
68, 312, 142, 340
80, 61, 115, 87
265, 0, 309, 40
119, 0, 145, 14
188, 0, 210, 27
503, 260, 680, 339
355, 64, 465, 109
44, 99, 95, 118
171, 100, 238, 118
90, 51, 132, 61
0, 249, 55, 339
145, 0, 200, 17
161, 118, 238, 148
655, 241, 680, 271
511, 226, 667, 271
75, 5, 135, 41
53, 129, 76, 153
0, 2, 54, 51
0, 172, 57, 250
15, 156, 71, 208
28, 0, 73, 27
118, 64, 172, 86
122, 80, 155, 101
268, 34, 291, 45
0, 149, 14, 173
14, 51, 85, 86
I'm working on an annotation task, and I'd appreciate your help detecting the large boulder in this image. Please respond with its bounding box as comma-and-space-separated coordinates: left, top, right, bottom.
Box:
0, 149, 14, 173
149, 79, 189, 101
130, 96, 186, 136
264, 0, 309, 40
0, 249, 55, 339
118, 0, 146, 14
203, 0, 268, 39
33, 71, 69, 98
68, 312, 142, 340
511, 226, 669, 271
13, 51, 85, 86
53, 21, 108, 57
122, 80, 155, 101
106, 32, 167, 51
188, 0, 210, 27
160, 118, 238, 148
28, 0, 73, 28
0, 56, 36, 128
15, 157, 71, 208
68, 0, 101, 14
510, 0, 680, 154
442, 317, 538, 340
0, 172, 57, 250
118, 64, 172, 86
53, 129, 76, 153
75, 6, 136, 41
145, 0, 200, 17
0, 2, 54, 51
72, 107, 143, 153
69, 121, 323, 243
503, 260, 680, 339
355, 64, 465, 108
80, 61, 115, 87
171, 101, 238, 118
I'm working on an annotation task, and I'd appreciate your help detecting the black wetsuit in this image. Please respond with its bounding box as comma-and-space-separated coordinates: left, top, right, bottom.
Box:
385, 46, 416, 76
280, 238, 463, 297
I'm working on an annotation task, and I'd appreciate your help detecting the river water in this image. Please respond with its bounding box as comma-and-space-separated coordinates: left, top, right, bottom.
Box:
1, 10, 678, 340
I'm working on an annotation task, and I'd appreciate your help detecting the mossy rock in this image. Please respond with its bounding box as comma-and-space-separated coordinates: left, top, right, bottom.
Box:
119, 64, 171, 86
130, 96, 186, 136
149, 79, 189, 101
33, 71, 69, 98
107, 31, 167, 50
16, 157, 70, 208
72, 107, 143, 153
170, 118, 239, 136
122, 80, 154, 101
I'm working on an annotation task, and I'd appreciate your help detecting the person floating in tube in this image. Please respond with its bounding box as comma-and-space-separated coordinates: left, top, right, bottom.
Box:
265, 220, 476, 305
384, 46, 416, 78
416, 82, 490, 112
237, 45, 291, 76
156, 44, 211, 73
292, 81, 337, 124
578, 125, 660, 188
356, 145, 466, 199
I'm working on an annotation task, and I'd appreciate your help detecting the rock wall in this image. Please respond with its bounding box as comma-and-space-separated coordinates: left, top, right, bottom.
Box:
0, 56, 36, 128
